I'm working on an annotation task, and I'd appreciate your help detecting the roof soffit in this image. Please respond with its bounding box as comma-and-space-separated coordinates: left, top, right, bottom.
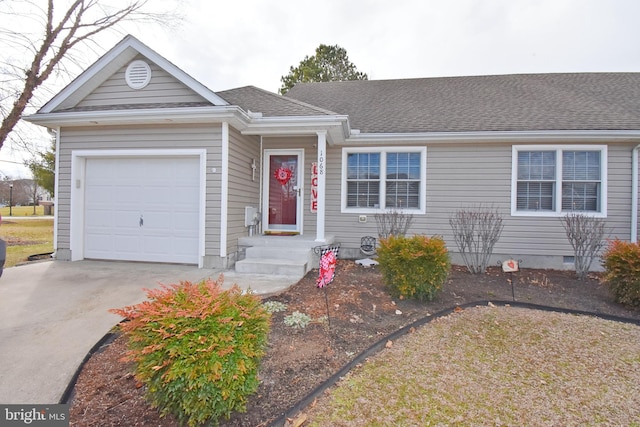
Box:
23, 106, 350, 144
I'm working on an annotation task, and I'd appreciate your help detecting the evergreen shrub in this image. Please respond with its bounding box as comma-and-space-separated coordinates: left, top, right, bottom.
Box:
377, 234, 450, 301
110, 277, 270, 427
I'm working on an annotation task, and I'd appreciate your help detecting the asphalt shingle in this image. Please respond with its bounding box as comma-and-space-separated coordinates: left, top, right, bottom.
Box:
284, 73, 640, 133
217, 86, 337, 117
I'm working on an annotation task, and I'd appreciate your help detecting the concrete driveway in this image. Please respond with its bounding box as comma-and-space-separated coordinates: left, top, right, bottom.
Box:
0, 260, 297, 404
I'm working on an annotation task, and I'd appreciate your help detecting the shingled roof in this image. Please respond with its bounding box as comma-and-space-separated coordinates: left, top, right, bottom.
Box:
217, 85, 337, 117
284, 73, 640, 133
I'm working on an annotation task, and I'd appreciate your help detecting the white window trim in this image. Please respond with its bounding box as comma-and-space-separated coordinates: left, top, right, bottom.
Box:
511, 145, 607, 218
341, 146, 427, 214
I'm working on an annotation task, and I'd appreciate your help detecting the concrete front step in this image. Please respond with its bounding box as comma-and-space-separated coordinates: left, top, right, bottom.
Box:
235, 257, 308, 276
236, 235, 336, 277
245, 246, 310, 261
238, 235, 335, 249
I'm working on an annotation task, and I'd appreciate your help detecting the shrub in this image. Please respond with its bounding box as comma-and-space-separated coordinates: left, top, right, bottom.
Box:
284, 311, 312, 330
110, 277, 271, 427
377, 234, 450, 301
561, 212, 607, 280
601, 239, 640, 306
262, 300, 288, 313
375, 208, 414, 238
449, 206, 504, 274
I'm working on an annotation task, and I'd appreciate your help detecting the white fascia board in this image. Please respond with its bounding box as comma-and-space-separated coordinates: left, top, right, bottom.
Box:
39, 35, 228, 113
23, 105, 250, 128
345, 129, 640, 144
242, 115, 349, 134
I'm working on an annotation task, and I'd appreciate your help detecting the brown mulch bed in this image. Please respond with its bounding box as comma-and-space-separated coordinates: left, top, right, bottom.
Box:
67, 261, 640, 426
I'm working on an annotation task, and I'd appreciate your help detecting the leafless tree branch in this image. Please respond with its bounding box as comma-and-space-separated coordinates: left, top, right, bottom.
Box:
449, 205, 504, 274
560, 212, 608, 280
0, 0, 182, 152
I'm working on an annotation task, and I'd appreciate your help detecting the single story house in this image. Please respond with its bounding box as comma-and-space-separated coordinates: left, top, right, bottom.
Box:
24, 35, 640, 275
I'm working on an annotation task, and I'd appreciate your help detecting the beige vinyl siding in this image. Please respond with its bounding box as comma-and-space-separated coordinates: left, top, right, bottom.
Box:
76, 56, 208, 108
56, 124, 221, 262
324, 141, 636, 268
226, 128, 261, 257
607, 142, 634, 239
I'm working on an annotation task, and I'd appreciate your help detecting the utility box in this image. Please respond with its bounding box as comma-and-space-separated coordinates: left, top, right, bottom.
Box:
244, 206, 260, 236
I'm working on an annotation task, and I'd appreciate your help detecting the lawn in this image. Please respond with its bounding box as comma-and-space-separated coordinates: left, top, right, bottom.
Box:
0, 205, 49, 217
1, 217, 54, 267
306, 306, 640, 426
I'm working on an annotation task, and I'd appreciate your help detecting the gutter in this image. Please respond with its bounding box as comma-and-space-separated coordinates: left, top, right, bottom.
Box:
632, 144, 640, 243
346, 129, 640, 144
22, 105, 251, 127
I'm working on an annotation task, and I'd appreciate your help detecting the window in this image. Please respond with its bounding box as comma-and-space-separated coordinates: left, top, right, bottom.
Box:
342, 147, 426, 213
516, 151, 556, 211
346, 152, 380, 208
512, 145, 607, 216
561, 151, 601, 211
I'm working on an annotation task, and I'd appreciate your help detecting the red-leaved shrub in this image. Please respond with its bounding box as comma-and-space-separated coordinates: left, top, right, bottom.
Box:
110, 276, 270, 427
601, 239, 640, 307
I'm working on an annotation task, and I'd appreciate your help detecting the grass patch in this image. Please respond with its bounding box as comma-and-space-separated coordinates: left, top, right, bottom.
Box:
0, 206, 49, 217
1, 218, 54, 267
306, 306, 640, 426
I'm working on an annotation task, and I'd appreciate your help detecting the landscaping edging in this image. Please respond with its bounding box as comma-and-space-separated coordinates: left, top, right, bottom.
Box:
267, 300, 640, 427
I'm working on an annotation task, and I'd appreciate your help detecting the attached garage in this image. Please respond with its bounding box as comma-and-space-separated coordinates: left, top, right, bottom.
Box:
72, 151, 206, 265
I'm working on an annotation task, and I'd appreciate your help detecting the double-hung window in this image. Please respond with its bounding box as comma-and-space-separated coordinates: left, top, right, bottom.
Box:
511, 145, 607, 216
342, 147, 426, 213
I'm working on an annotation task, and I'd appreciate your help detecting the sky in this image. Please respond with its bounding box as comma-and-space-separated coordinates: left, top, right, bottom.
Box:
2, 0, 640, 178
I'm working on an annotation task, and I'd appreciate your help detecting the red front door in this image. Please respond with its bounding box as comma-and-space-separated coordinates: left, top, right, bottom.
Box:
265, 151, 302, 233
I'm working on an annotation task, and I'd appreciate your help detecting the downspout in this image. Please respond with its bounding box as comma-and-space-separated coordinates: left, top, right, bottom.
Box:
49, 127, 60, 255
220, 122, 229, 258
259, 136, 263, 234
632, 144, 640, 243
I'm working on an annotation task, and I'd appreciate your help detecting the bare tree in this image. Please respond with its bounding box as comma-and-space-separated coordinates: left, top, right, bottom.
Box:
375, 209, 413, 239
23, 179, 45, 214
449, 206, 504, 274
560, 212, 607, 280
0, 0, 181, 151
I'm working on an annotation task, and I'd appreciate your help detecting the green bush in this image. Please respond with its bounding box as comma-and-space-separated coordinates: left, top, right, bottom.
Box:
262, 300, 288, 313
377, 234, 451, 301
601, 239, 640, 307
283, 311, 312, 330
110, 277, 271, 427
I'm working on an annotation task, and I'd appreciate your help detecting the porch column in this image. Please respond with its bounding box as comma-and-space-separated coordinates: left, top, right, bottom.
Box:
316, 131, 327, 242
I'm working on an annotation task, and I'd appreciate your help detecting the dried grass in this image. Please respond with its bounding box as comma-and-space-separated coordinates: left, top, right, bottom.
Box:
305, 306, 640, 426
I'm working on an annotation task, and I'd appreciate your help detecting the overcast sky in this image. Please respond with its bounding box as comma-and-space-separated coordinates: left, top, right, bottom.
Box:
2, 0, 640, 178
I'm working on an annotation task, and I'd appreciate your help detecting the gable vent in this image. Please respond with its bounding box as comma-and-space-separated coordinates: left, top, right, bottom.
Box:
125, 60, 152, 89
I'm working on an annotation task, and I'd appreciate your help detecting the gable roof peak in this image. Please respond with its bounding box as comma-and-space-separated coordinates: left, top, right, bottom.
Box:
38, 34, 228, 113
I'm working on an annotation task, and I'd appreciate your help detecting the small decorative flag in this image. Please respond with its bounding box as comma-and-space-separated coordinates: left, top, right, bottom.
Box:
316, 249, 337, 288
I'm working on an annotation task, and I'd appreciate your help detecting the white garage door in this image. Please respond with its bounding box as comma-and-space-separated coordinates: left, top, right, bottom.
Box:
84, 157, 200, 264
